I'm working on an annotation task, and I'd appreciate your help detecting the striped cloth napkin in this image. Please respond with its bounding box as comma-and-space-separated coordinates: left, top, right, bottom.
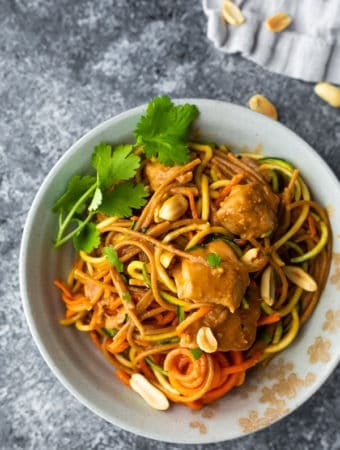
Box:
202, 0, 340, 84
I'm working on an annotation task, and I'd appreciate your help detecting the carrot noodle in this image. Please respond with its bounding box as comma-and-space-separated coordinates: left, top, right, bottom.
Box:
139, 358, 156, 381
54, 142, 332, 410
185, 400, 203, 410
257, 313, 281, 326
215, 172, 244, 206
285, 169, 300, 201
89, 331, 102, 350
176, 306, 211, 335
188, 190, 198, 219
116, 369, 131, 385
307, 214, 317, 239
201, 352, 242, 404
54, 279, 72, 298
220, 351, 261, 375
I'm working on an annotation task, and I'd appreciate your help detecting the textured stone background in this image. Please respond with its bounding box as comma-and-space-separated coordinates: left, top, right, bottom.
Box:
1, 1, 340, 449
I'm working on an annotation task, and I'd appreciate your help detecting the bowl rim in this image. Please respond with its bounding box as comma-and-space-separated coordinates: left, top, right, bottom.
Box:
19, 98, 340, 443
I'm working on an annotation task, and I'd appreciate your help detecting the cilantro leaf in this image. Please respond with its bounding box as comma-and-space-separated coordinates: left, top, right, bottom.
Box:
103, 245, 124, 272
134, 96, 199, 166
99, 181, 148, 217
190, 348, 203, 360
73, 222, 100, 252
207, 252, 222, 268
92, 143, 140, 189
52, 175, 96, 213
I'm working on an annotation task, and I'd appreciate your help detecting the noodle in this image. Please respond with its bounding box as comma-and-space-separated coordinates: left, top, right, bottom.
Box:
54, 141, 332, 410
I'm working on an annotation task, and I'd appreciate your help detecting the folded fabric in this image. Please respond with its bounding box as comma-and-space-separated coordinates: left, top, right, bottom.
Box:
202, 0, 340, 84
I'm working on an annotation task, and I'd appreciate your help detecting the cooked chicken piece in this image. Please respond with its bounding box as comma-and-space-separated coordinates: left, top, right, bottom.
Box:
172, 240, 249, 313
182, 283, 261, 351
216, 182, 279, 239
144, 161, 193, 192
93, 296, 123, 328
95, 295, 119, 315
84, 281, 102, 301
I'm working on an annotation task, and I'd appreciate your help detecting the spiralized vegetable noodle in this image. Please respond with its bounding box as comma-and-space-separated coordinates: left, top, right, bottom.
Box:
55, 142, 331, 410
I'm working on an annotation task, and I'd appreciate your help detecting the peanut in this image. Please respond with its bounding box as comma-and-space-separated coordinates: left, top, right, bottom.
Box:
130, 373, 170, 410
248, 94, 278, 120
265, 12, 292, 32
158, 194, 188, 221
159, 251, 175, 269
222, 0, 245, 26
261, 265, 275, 306
283, 266, 317, 292
314, 82, 340, 107
241, 247, 268, 272
196, 326, 218, 353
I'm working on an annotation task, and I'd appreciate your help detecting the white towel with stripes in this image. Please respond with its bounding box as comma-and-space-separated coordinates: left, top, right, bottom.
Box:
202, 0, 340, 84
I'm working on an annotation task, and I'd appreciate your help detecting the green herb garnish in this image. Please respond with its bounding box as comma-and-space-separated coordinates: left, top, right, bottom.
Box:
53, 144, 148, 251
52, 96, 199, 252
103, 245, 124, 272
134, 96, 199, 166
190, 348, 203, 360
206, 252, 222, 268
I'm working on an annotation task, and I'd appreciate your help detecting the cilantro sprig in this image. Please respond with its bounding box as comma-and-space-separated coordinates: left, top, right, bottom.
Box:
53, 143, 148, 250
134, 96, 199, 166
52, 96, 199, 252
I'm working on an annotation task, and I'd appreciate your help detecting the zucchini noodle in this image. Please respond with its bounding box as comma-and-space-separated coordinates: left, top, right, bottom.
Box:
54, 142, 332, 411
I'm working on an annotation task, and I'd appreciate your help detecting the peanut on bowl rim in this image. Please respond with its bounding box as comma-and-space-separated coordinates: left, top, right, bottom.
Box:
20, 99, 340, 444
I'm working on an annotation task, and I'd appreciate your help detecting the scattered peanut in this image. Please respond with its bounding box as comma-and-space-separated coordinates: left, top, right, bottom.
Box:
265, 12, 292, 32
241, 247, 268, 272
196, 326, 218, 353
158, 194, 188, 221
283, 266, 318, 292
248, 95, 278, 120
222, 0, 245, 26
314, 82, 340, 107
130, 373, 170, 410
261, 265, 275, 306
159, 251, 175, 269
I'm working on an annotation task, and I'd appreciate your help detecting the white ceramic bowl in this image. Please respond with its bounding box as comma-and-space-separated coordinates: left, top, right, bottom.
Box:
20, 100, 340, 444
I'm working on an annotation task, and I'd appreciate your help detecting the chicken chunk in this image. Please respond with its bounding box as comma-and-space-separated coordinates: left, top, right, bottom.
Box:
182, 284, 261, 351
216, 182, 279, 239
172, 240, 249, 313
144, 161, 193, 192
